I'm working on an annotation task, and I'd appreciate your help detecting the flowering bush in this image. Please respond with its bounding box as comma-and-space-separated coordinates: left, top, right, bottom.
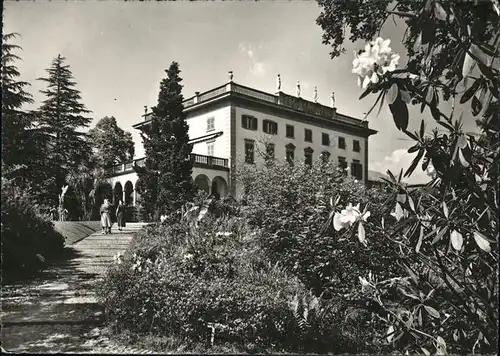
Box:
318, 1, 498, 354
237, 159, 400, 298
98, 211, 360, 352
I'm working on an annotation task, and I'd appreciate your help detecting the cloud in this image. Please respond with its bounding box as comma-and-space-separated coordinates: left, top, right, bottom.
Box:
371, 148, 431, 184
239, 42, 267, 77
250, 61, 266, 77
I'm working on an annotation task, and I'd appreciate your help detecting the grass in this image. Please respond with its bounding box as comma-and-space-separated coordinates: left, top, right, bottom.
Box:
53, 221, 101, 245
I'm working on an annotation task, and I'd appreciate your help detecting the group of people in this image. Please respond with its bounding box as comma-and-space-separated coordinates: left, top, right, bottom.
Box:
100, 198, 126, 234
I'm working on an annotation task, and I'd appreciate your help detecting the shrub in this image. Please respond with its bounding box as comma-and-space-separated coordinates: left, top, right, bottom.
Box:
98, 211, 372, 353
1, 178, 66, 281
237, 159, 401, 297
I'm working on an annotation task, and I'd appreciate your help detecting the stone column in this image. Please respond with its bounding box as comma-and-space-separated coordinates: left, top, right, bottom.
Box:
122, 191, 126, 204
133, 190, 137, 206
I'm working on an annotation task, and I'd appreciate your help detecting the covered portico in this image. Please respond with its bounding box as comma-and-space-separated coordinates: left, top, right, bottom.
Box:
107, 153, 230, 207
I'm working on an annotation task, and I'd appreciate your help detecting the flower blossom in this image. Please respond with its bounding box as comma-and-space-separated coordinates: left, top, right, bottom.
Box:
160, 215, 167, 223
352, 37, 401, 88
113, 252, 122, 265
333, 203, 370, 231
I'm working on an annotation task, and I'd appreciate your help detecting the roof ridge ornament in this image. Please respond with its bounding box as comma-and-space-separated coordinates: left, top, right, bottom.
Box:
313, 86, 318, 103
228, 71, 233, 82
331, 92, 336, 108
276, 74, 281, 92
296, 80, 301, 98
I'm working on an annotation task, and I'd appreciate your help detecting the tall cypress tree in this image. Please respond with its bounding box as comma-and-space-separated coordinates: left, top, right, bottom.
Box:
37, 54, 93, 208
137, 62, 194, 220
1, 33, 50, 194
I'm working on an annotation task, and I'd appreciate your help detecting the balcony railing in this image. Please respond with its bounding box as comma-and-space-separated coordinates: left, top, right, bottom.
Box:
179, 82, 366, 128
110, 153, 228, 175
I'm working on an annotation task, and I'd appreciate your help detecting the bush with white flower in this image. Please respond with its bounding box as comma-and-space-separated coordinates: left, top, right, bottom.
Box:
318, 1, 498, 354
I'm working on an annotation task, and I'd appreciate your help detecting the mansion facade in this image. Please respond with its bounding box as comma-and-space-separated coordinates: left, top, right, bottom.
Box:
108, 73, 377, 206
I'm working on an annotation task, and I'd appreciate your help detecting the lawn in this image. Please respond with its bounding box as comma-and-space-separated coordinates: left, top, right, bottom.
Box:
53, 221, 101, 245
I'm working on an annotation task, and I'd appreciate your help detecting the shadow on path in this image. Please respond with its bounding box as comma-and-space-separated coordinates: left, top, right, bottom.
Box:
1, 225, 144, 353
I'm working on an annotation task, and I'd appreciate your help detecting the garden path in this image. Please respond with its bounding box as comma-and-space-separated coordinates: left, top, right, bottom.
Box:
1, 222, 156, 354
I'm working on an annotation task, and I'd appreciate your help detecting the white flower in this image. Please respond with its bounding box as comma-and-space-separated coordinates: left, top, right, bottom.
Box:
113, 253, 122, 265
183, 253, 194, 261
160, 215, 167, 223
352, 37, 400, 88
359, 276, 370, 287
333, 203, 371, 231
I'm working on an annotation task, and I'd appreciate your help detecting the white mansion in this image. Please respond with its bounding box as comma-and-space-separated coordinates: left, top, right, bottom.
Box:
107, 73, 377, 206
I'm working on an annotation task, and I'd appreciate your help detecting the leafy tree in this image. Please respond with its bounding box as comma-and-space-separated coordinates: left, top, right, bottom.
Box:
1, 33, 51, 195
137, 62, 194, 221
88, 116, 135, 169
37, 54, 93, 209
316, 1, 499, 354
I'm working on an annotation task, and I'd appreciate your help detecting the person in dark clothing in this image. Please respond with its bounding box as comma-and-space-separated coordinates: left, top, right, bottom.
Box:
116, 200, 125, 231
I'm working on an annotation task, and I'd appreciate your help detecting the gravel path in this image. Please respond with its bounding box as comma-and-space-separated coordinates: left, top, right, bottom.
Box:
1, 223, 156, 354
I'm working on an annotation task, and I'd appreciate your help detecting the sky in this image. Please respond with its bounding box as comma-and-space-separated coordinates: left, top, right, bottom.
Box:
3, 1, 477, 184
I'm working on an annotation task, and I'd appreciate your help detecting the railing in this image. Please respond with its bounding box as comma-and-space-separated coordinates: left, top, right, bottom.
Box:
233, 85, 277, 103
110, 153, 228, 175
163, 82, 367, 128
198, 86, 227, 102
190, 153, 228, 168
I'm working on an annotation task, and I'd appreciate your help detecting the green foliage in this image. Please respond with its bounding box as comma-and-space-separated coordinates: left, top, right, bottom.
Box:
1, 33, 52, 199
88, 116, 135, 169
317, 1, 499, 354
137, 62, 194, 221
99, 208, 376, 353
238, 158, 399, 297
37, 54, 93, 210
1, 178, 65, 282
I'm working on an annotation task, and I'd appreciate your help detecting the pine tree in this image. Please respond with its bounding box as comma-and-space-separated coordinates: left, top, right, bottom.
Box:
1, 33, 50, 194
137, 62, 194, 220
37, 54, 93, 208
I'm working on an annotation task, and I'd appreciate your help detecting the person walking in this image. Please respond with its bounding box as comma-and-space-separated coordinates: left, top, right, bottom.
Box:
116, 200, 125, 231
100, 198, 112, 234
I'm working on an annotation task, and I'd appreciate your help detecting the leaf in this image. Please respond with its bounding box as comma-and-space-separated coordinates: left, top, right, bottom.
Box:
456, 134, 468, 149
386, 325, 395, 343
419, 120, 425, 137
400, 90, 411, 103
416, 226, 423, 253
436, 119, 454, 132
471, 96, 482, 116
421, 347, 431, 356
434, 2, 447, 20
462, 50, 475, 77
424, 305, 440, 318
442, 201, 449, 218
425, 86, 434, 104
408, 145, 420, 153
359, 87, 373, 100
387, 83, 399, 105
460, 78, 482, 104
473, 231, 491, 253
405, 149, 424, 177
458, 149, 469, 168
450, 230, 463, 251
408, 196, 415, 212
389, 99, 409, 131
357, 222, 366, 245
